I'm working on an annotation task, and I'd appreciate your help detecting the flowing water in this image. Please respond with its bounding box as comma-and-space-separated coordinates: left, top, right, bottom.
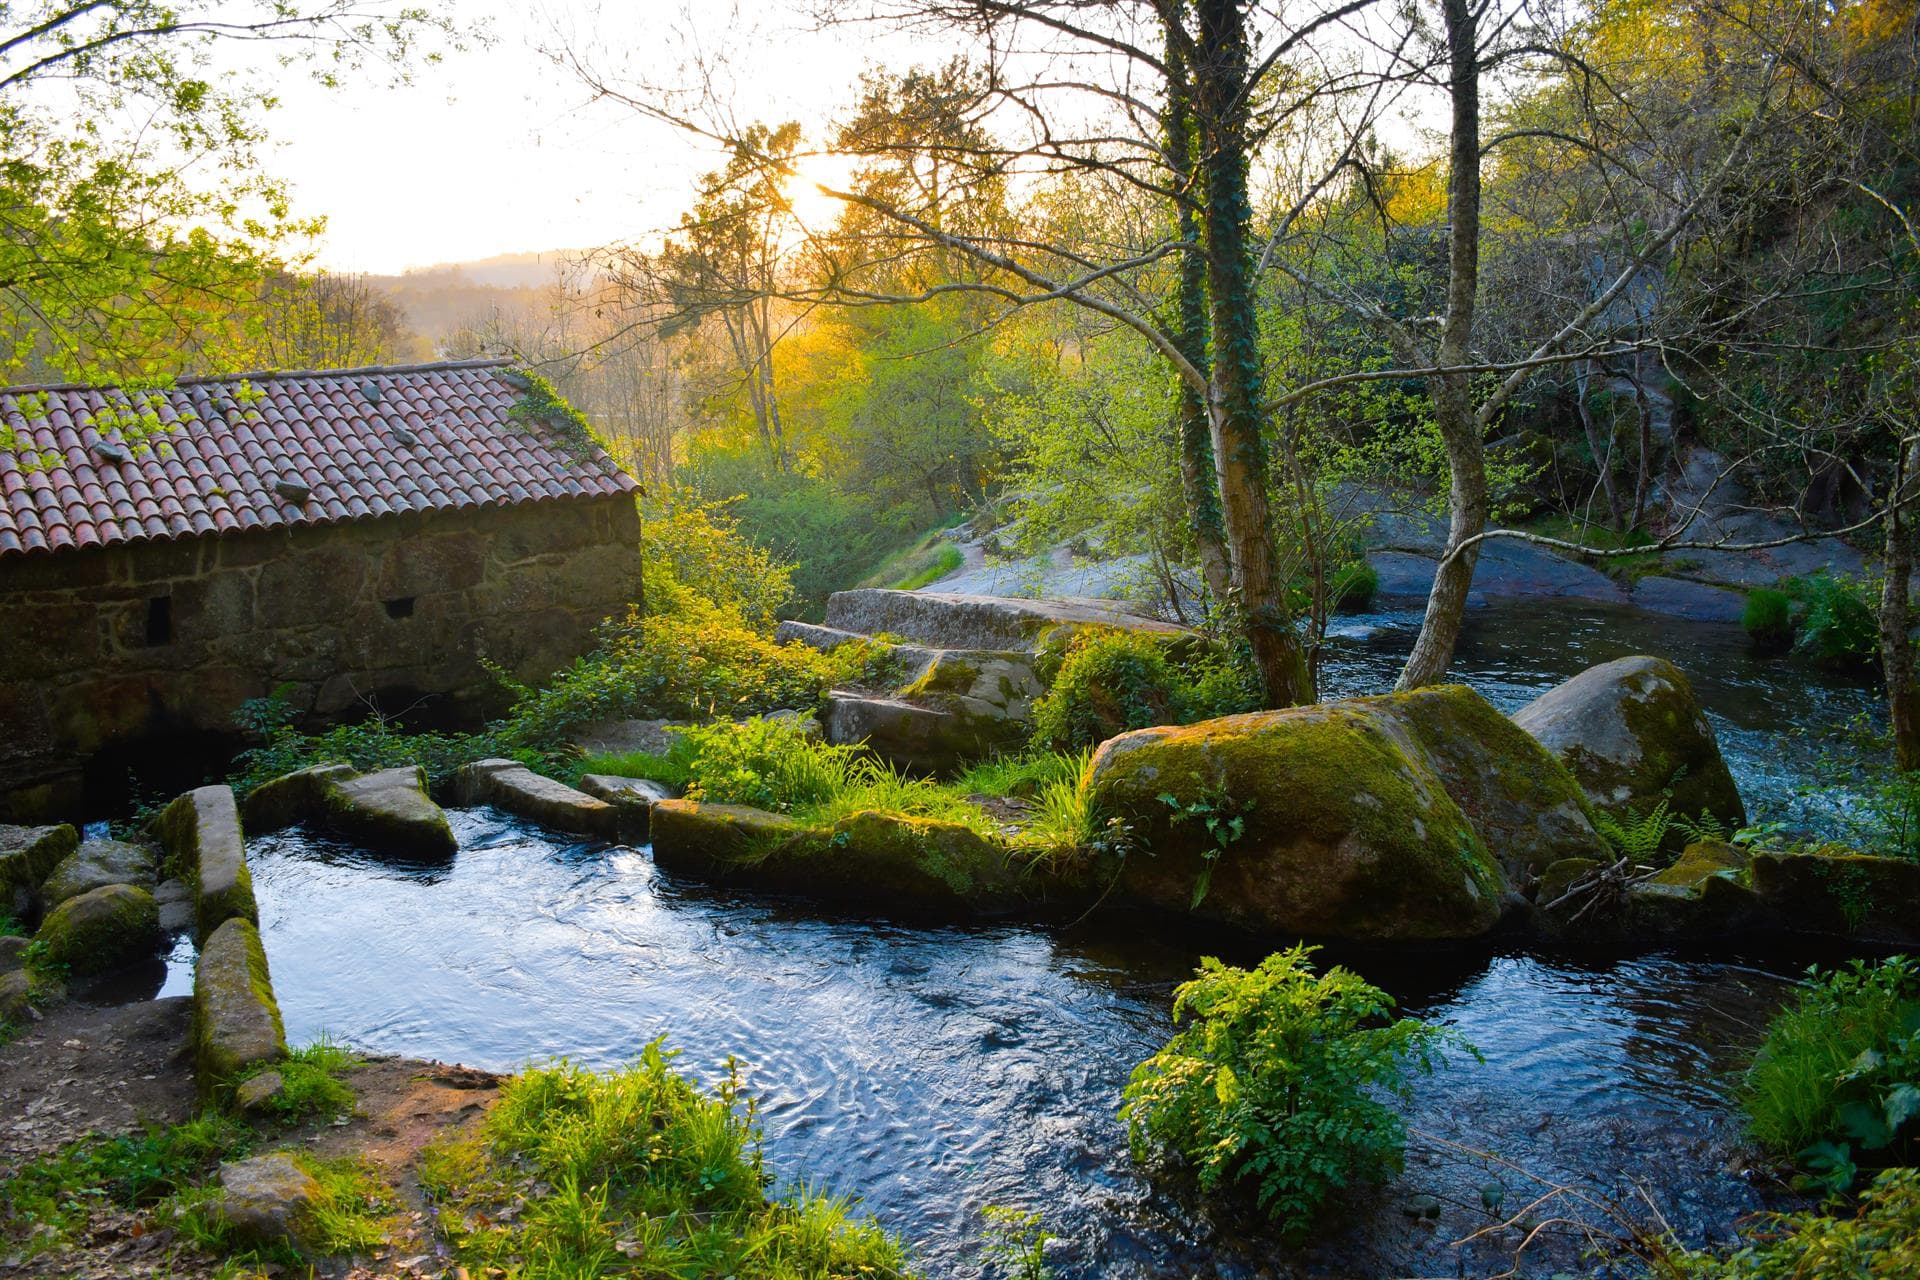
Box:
229, 602, 1884, 1278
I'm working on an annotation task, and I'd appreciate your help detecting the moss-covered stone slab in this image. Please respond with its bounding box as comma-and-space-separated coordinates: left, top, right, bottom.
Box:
824, 691, 1021, 774
1085, 697, 1510, 941
318, 765, 456, 858
0, 822, 77, 915
650, 800, 807, 871
239, 763, 356, 834
157, 785, 258, 942
194, 916, 288, 1090
578, 774, 676, 843
214, 1152, 317, 1246
1513, 656, 1746, 840
33, 882, 161, 974
40, 838, 157, 908
453, 760, 618, 840
1748, 846, 1920, 946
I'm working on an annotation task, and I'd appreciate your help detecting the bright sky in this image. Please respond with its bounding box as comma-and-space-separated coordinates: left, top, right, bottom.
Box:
268, 1, 922, 275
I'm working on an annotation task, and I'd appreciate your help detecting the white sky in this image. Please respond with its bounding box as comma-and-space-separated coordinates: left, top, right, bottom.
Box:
267, 1, 925, 274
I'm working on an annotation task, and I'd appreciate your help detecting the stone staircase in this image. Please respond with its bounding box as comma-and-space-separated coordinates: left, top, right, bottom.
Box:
776, 589, 1193, 773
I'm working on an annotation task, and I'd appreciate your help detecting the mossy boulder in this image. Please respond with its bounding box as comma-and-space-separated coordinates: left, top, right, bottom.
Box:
40, 838, 157, 908
0, 822, 77, 916
1084, 695, 1510, 941
318, 765, 456, 858
1622, 839, 1762, 935
451, 759, 618, 841
1513, 656, 1746, 840
824, 692, 1020, 774
649, 800, 808, 869
1747, 846, 1920, 946
33, 883, 161, 974
194, 916, 288, 1090
239, 763, 356, 834
214, 1152, 319, 1247
157, 785, 257, 942
0, 968, 30, 1023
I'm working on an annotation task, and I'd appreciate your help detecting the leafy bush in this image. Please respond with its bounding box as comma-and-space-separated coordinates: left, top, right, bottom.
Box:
1663, 1167, 1920, 1278
1741, 956, 1920, 1191
1329, 559, 1379, 614
1742, 588, 1795, 653
641, 485, 796, 633
1791, 571, 1879, 670
1029, 630, 1260, 753
1119, 946, 1464, 1235
420, 1042, 914, 1278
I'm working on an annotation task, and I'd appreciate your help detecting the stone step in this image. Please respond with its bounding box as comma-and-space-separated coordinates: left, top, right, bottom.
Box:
822, 588, 1191, 653
774, 620, 868, 651
824, 690, 1026, 775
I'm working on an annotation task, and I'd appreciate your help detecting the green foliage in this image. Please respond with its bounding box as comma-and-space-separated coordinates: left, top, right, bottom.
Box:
1790, 572, 1880, 670
0, 1112, 249, 1251
642, 484, 797, 633
885, 542, 964, 591
239, 1036, 360, 1126
1741, 956, 1920, 1190
1742, 588, 1795, 653
1029, 630, 1260, 753
171, 1151, 396, 1263
981, 1205, 1052, 1280
420, 1042, 915, 1279
1662, 1167, 1920, 1278
506, 366, 609, 460
1159, 786, 1252, 907
1593, 798, 1674, 863
1119, 946, 1464, 1235
1329, 560, 1379, 614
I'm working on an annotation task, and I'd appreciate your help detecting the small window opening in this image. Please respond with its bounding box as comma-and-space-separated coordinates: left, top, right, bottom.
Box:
383, 596, 416, 620
144, 596, 173, 646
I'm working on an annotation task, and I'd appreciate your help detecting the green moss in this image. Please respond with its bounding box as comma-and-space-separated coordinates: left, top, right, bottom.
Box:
33, 884, 160, 975
194, 917, 288, 1091
1742, 587, 1794, 652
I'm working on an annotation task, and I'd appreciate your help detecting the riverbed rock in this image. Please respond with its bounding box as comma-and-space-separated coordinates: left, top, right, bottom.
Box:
1629, 576, 1748, 623
33, 883, 161, 974
0, 968, 30, 1022
156, 785, 257, 941
824, 588, 1192, 652
39, 838, 156, 908
214, 1152, 318, 1247
452, 759, 618, 840
239, 763, 356, 834
1512, 656, 1746, 837
1622, 839, 1762, 934
1747, 846, 1920, 947
0, 823, 76, 916
0, 935, 28, 973
824, 693, 1001, 774
194, 916, 287, 1088
578, 774, 677, 842
1084, 692, 1512, 941
318, 765, 456, 857
234, 1069, 287, 1116
649, 800, 806, 867
152, 878, 194, 932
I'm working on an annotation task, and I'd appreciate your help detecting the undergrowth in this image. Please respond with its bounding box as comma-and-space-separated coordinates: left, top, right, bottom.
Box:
417, 1043, 915, 1278
1661, 1167, 1920, 1277
1029, 629, 1258, 753
237, 1036, 361, 1125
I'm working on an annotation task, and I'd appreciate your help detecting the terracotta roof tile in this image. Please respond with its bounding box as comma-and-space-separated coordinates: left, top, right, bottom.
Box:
0, 359, 638, 561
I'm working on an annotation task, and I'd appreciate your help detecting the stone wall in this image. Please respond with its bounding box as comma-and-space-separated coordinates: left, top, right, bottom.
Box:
0, 496, 643, 820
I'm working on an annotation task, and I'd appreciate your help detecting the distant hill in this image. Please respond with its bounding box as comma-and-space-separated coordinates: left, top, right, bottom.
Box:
366, 250, 584, 350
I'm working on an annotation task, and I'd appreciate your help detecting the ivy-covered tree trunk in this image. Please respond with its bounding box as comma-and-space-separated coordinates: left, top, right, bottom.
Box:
1163, 31, 1233, 605
1192, 0, 1311, 707
1398, 0, 1485, 692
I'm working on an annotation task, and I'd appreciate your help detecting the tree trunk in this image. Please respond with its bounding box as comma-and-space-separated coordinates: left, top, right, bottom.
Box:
1574, 358, 1625, 528
1883, 439, 1920, 771
1398, 0, 1484, 691
1163, 29, 1234, 604
1192, 0, 1311, 706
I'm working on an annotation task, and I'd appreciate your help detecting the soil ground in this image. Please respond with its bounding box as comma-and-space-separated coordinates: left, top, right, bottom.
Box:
0, 997, 500, 1279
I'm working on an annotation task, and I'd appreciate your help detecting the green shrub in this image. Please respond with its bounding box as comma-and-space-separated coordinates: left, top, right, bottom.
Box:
1029, 630, 1259, 753
240, 1036, 360, 1125
1119, 946, 1464, 1235
1329, 560, 1379, 614
1741, 956, 1920, 1191
420, 1042, 915, 1278
1791, 571, 1879, 670
1743, 588, 1795, 653
641, 485, 797, 633
1663, 1167, 1920, 1278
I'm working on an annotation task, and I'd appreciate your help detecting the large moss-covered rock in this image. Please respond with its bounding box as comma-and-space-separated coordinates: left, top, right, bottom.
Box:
1513, 656, 1746, 836
1622, 839, 1761, 935
194, 916, 287, 1089
0, 823, 76, 916
318, 765, 456, 857
1085, 695, 1511, 941
40, 838, 156, 908
33, 883, 161, 974
649, 800, 806, 867
239, 763, 355, 834
824, 692, 1019, 774
157, 785, 257, 942
0, 968, 30, 1023
451, 759, 618, 840
1748, 846, 1920, 946
214, 1153, 318, 1247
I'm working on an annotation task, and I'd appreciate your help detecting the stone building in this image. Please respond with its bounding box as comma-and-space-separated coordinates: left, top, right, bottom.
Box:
0, 359, 643, 820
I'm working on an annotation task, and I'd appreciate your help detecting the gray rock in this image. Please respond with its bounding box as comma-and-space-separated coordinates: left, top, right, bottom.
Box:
319, 766, 456, 858
1371, 541, 1630, 607
1629, 576, 1747, 623
240, 763, 356, 834
773, 620, 868, 651
215, 1153, 317, 1245
153, 878, 194, 933
1659, 446, 1867, 588
0, 935, 28, 972
40, 839, 156, 908
825, 692, 1010, 775
0, 968, 31, 1022
33, 883, 161, 975
568, 718, 687, 758
0, 823, 77, 916
234, 1069, 286, 1116
578, 775, 676, 843
194, 917, 287, 1086
1514, 656, 1746, 836
156, 786, 257, 942
762, 708, 825, 740
823, 588, 1192, 653
452, 760, 617, 840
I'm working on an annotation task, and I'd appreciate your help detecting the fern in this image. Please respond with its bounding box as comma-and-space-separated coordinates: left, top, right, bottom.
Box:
1593, 798, 1672, 863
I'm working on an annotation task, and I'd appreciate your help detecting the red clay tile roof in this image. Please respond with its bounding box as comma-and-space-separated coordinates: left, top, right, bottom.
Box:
0, 358, 639, 559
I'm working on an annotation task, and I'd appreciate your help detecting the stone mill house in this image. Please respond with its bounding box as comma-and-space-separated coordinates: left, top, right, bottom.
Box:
0, 359, 643, 820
